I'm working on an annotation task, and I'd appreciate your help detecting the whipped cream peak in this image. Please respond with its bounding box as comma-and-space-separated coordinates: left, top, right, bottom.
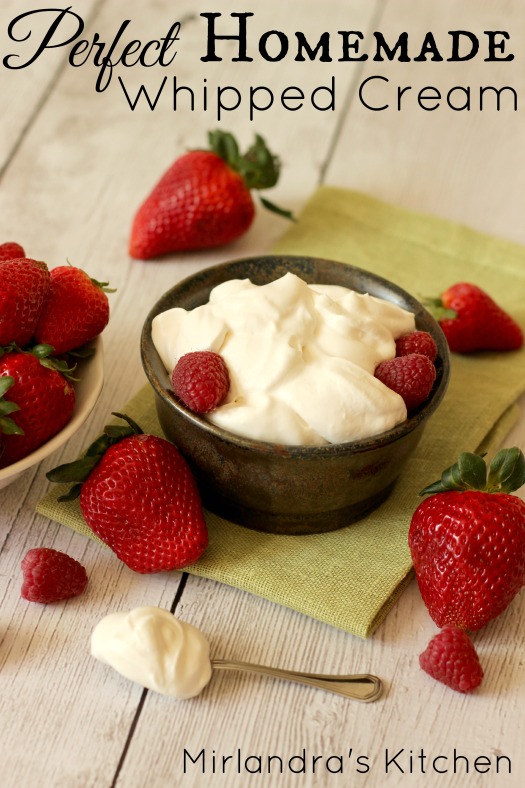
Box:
91, 607, 212, 699
152, 272, 416, 445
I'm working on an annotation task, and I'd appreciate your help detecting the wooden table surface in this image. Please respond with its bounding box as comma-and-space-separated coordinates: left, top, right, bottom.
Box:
1, 2, 524, 786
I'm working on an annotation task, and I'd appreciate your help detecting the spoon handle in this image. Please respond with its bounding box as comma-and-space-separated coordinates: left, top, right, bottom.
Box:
212, 659, 383, 702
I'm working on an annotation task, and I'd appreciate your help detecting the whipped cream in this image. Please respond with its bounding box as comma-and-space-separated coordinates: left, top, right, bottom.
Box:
91, 607, 212, 699
152, 272, 416, 445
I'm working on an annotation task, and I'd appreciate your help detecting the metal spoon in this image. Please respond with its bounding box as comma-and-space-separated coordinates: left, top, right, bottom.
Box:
212, 659, 383, 702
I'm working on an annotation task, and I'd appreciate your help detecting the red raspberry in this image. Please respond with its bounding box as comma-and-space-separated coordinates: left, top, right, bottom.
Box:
171, 350, 230, 414
21, 547, 88, 603
0, 242, 25, 262
396, 331, 437, 361
419, 627, 484, 693
374, 353, 436, 411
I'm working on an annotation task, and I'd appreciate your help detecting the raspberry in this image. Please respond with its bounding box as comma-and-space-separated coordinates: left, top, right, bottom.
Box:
171, 350, 230, 414
374, 353, 436, 411
396, 331, 437, 361
21, 547, 88, 603
0, 242, 25, 262
419, 627, 484, 693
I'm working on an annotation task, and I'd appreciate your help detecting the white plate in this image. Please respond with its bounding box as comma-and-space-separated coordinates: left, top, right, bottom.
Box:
0, 337, 104, 489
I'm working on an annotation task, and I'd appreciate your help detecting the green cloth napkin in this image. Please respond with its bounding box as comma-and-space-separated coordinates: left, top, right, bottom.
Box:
36, 187, 525, 638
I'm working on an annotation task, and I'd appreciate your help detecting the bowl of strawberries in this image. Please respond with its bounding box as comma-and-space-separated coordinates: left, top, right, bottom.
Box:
141, 255, 450, 534
0, 243, 110, 488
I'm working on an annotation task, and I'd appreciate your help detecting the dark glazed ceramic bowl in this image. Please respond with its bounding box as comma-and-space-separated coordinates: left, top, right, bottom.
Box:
141, 256, 450, 535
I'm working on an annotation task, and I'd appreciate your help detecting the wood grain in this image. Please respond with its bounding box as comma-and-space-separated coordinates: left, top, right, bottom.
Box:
0, 0, 524, 786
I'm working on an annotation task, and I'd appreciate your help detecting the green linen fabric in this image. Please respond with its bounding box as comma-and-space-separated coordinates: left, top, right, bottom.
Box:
36, 187, 525, 638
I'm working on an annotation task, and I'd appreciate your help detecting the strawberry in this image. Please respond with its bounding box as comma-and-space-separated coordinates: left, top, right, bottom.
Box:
0, 257, 50, 347
34, 265, 112, 354
47, 414, 208, 573
419, 627, 484, 693
429, 282, 523, 353
129, 130, 293, 259
409, 448, 525, 631
171, 351, 230, 414
395, 330, 437, 361
21, 547, 88, 603
0, 345, 75, 468
0, 242, 25, 262
374, 353, 436, 411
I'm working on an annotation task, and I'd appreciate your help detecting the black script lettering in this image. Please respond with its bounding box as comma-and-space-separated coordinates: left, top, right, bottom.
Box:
4, 7, 84, 69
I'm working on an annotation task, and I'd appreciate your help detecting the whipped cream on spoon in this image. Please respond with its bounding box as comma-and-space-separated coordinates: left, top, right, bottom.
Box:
91, 607, 382, 702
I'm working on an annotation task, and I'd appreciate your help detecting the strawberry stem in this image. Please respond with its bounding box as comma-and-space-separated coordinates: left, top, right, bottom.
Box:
422, 297, 456, 322
207, 129, 295, 220
420, 448, 525, 496
89, 276, 116, 294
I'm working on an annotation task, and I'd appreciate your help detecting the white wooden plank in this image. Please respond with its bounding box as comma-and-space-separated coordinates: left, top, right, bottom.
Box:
0, 0, 382, 785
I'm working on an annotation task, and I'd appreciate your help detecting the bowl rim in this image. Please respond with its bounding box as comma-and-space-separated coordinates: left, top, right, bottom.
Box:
141, 255, 450, 457
0, 336, 104, 484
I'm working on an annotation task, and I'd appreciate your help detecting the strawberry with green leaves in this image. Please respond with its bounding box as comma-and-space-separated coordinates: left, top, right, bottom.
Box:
0, 257, 50, 347
429, 283, 523, 353
409, 448, 525, 632
0, 345, 75, 468
34, 265, 113, 354
129, 130, 293, 259
48, 414, 208, 573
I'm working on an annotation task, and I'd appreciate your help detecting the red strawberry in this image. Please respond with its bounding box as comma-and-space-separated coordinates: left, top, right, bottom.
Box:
47, 414, 208, 574
172, 351, 230, 414
419, 627, 483, 693
21, 547, 88, 603
0, 242, 25, 262
395, 330, 437, 361
431, 282, 523, 352
409, 449, 525, 631
374, 353, 436, 411
34, 265, 112, 354
129, 130, 293, 259
0, 346, 76, 468
0, 257, 50, 346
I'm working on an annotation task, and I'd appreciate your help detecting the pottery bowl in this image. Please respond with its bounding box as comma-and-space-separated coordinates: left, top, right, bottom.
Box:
141, 256, 450, 535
